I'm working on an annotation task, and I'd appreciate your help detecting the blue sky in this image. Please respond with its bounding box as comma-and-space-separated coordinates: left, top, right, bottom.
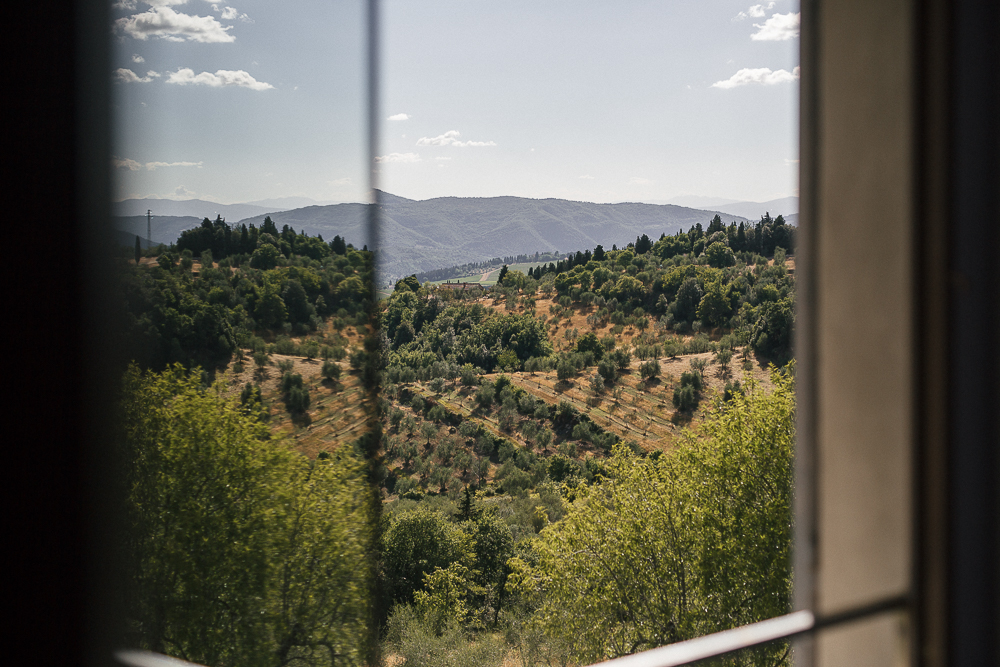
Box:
111, 0, 799, 205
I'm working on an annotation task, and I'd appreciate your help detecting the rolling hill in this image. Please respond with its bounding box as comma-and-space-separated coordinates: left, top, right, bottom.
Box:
114, 192, 754, 279
239, 191, 749, 280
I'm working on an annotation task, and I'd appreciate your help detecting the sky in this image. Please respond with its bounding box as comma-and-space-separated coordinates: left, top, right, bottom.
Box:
110, 0, 799, 206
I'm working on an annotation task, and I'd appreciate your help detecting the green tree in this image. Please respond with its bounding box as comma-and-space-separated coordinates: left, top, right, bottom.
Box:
511, 370, 794, 664
121, 364, 371, 667
254, 281, 288, 330
250, 243, 281, 270
381, 509, 473, 607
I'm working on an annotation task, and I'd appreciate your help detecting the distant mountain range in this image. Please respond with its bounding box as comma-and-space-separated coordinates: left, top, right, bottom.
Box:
238, 191, 750, 279
114, 191, 765, 279
710, 196, 798, 220
115, 215, 206, 247
645, 196, 798, 220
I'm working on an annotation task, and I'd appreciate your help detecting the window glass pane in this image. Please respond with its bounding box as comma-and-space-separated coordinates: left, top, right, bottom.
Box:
378, 1, 798, 665
110, 1, 379, 664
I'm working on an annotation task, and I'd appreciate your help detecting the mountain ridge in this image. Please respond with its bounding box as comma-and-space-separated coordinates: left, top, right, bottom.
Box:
114, 193, 758, 279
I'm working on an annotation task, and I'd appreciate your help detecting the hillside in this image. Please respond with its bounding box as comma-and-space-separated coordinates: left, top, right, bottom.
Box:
114, 215, 204, 246
238, 191, 749, 280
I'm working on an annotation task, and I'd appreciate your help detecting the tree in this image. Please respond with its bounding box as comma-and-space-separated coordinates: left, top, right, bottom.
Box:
510, 370, 794, 664
420, 421, 438, 446
639, 359, 660, 381
321, 359, 341, 382
250, 243, 280, 270
254, 281, 287, 330
497, 264, 509, 285
135, 234, 142, 265
673, 277, 703, 323
381, 508, 472, 607
704, 241, 736, 269
121, 364, 371, 667
714, 348, 733, 377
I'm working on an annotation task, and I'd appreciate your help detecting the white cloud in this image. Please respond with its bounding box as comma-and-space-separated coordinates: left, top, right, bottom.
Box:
145, 0, 191, 7
751, 12, 800, 41
711, 66, 800, 89
329, 177, 353, 186
218, 6, 252, 22
375, 152, 421, 163
131, 54, 145, 63
166, 68, 273, 90
113, 0, 137, 9
113, 68, 160, 83
172, 185, 196, 198
416, 130, 496, 147
145, 160, 203, 170
115, 7, 235, 43
734, 2, 775, 20
630, 177, 651, 185
579, 174, 594, 180
434, 156, 452, 161
112, 156, 143, 171
387, 113, 410, 121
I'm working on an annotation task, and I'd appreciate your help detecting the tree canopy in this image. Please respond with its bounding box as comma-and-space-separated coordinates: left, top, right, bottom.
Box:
121, 364, 373, 667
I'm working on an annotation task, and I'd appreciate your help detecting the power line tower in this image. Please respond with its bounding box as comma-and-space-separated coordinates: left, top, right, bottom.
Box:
146, 209, 151, 245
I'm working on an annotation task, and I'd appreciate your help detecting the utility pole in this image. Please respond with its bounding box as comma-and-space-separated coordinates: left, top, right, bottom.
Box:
147, 209, 151, 245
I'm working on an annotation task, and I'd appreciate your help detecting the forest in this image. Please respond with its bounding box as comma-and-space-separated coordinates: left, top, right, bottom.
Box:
117, 210, 796, 667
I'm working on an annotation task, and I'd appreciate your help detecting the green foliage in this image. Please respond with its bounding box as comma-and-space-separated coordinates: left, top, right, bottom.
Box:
321, 359, 341, 382
381, 508, 473, 607
639, 359, 660, 381
384, 605, 506, 667
511, 371, 794, 663
673, 371, 703, 412
121, 365, 371, 666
